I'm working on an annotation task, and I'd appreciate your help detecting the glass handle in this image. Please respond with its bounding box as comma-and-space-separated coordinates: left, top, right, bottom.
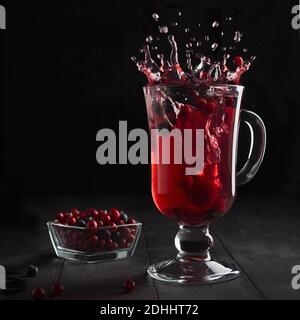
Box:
236, 109, 267, 186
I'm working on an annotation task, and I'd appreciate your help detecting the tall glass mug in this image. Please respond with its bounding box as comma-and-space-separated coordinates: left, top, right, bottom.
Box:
144, 84, 266, 284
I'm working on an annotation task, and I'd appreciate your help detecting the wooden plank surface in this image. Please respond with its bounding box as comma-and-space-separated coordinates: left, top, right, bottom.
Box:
0, 194, 299, 300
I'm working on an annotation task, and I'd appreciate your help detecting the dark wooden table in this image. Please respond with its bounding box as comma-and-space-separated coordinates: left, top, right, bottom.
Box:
0, 194, 299, 300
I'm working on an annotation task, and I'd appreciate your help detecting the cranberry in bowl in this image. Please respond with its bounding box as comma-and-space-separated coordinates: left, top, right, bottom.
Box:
47, 208, 142, 263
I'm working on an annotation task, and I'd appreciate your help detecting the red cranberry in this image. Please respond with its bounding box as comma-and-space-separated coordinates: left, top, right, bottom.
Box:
102, 229, 111, 239
97, 220, 104, 228
66, 216, 77, 226
87, 208, 100, 219
118, 219, 125, 225
109, 208, 121, 222
127, 234, 135, 244
107, 241, 118, 251
32, 287, 46, 299
80, 211, 89, 220
70, 208, 81, 217
118, 238, 127, 248
51, 282, 64, 297
233, 56, 243, 67
106, 239, 113, 249
87, 219, 98, 229
98, 239, 106, 250
108, 222, 118, 232
121, 227, 131, 238
98, 209, 108, 216
127, 218, 136, 225
89, 234, 99, 247
123, 280, 135, 293
56, 212, 66, 224
102, 213, 111, 225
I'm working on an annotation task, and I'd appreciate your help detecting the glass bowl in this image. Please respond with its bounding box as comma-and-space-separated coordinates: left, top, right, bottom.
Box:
47, 221, 142, 263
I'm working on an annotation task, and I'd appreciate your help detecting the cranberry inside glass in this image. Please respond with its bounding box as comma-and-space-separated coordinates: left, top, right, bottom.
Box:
144, 84, 266, 284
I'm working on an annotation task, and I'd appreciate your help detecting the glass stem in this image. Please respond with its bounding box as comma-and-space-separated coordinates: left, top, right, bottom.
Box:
175, 225, 213, 261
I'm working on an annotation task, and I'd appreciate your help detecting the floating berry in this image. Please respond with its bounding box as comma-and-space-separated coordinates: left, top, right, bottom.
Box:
123, 280, 135, 293
26, 265, 39, 277
233, 56, 243, 67
51, 282, 64, 297
32, 287, 46, 299
86, 219, 98, 229
109, 208, 121, 222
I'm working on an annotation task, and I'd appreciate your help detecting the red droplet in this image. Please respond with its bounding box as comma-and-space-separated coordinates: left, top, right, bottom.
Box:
233, 56, 243, 67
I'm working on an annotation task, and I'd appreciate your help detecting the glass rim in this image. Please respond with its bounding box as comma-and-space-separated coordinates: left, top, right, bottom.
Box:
143, 83, 245, 90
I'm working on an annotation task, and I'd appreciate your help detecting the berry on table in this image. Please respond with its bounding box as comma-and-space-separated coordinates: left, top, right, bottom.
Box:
32, 287, 46, 299
123, 280, 135, 293
26, 265, 39, 277
51, 282, 64, 297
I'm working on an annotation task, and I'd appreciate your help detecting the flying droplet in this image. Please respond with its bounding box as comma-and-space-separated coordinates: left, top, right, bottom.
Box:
205, 35, 210, 41
234, 31, 243, 43
243, 48, 248, 53
157, 53, 163, 60
139, 48, 144, 53
212, 21, 219, 28
186, 43, 193, 48
152, 13, 159, 21
190, 37, 196, 42
152, 46, 158, 50
158, 25, 169, 33
131, 56, 137, 62
226, 16, 232, 21
196, 41, 202, 47
250, 55, 256, 62
171, 22, 178, 27
211, 43, 218, 51
146, 35, 153, 43
221, 31, 224, 36
184, 28, 190, 33
222, 46, 227, 51
229, 46, 236, 51
178, 11, 182, 16
156, 37, 160, 41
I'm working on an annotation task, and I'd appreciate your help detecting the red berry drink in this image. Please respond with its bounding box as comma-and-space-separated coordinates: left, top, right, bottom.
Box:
150, 90, 237, 226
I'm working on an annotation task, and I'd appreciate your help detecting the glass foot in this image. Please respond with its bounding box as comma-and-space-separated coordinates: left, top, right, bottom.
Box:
147, 258, 239, 285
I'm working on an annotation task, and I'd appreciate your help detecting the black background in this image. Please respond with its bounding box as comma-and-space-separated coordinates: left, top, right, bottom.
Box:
1, 0, 300, 218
